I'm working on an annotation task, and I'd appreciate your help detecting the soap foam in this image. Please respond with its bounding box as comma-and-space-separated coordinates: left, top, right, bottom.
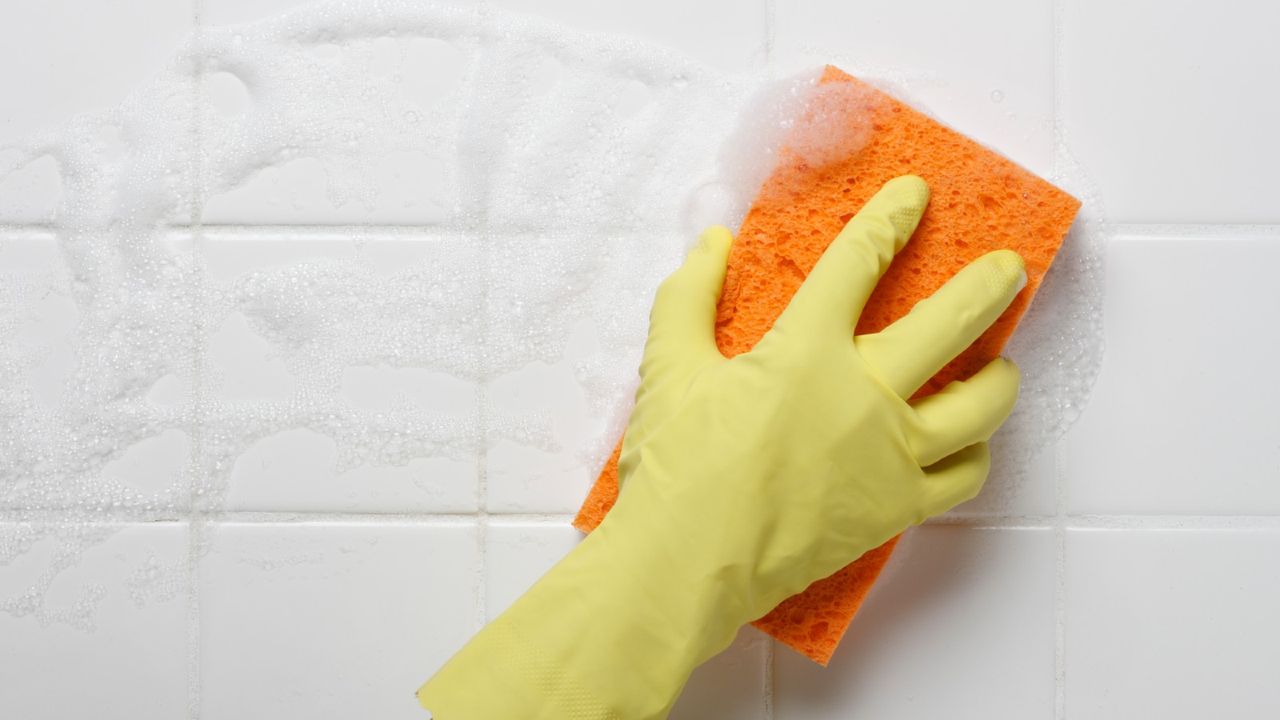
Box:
0, 0, 1103, 624
984, 145, 1106, 510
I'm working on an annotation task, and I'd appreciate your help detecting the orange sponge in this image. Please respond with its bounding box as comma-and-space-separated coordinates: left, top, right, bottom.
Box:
574, 67, 1080, 665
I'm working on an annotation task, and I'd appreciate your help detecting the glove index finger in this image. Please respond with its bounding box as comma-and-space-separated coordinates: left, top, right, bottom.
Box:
640, 226, 733, 380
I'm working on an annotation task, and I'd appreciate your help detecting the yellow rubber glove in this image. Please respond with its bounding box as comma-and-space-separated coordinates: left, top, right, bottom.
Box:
418, 175, 1025, 719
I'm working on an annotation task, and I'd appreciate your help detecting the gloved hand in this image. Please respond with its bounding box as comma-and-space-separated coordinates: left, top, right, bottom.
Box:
418, 175, 1025, 720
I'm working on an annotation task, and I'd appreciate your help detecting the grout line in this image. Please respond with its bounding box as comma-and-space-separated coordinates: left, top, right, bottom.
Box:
471, 12, 494, 635
9, 222, 1280, 240
190, 224, 673, 237
187, 1, 207, 716
0, 510, 584, 526
758, 7, 776, 715
925, 513, 1054, 528
185, 511, 577, 524
1050, 0, 1064, 178
188, 514, 510, 527
1109, 223, 1280, 238
1053, 444, 1067, 720
483, 512, 580, 524
7, 508, 1280, 529
190, 511, 578, 525
761, 638, 775, 720
0, 222, 667, 236
0, 223, 56, 233
198, 224, 483, 235
185, 522, 206, 720
762, 0, 776, 81
473, 401, 489, 631
0, 517, 191, 528
1050, 1, 1069, 714
1061, 515, 1280, 530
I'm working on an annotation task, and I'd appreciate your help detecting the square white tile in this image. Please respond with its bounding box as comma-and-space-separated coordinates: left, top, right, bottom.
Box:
484, 359, 596, 513
197, 28, 480, 226
670, 627, 769, 720
198, 231, 482, 513
97, 429, 197, 511
484, 521, 769, 718
1, 233, 195, 513
1062, 0, 1280, 222
0, 1, 192, 146
484, 437, 591, 513
0, 154, 62, 225
482, 234, 665, 375
473, 51, 741, 238
481, 234, 664, 512
484, 521, 581, 619
771, 0, 1056, 176
773, 526, 1055, 719
485, 0, 767, 73
0, 234, 79, 413
0, 1, 194, 224
1065, 237, 1280, 515
0, 522, 189, 719
219, 427, 479, 513
198, 522, 479, 720
201, 0, 374, 26
1066, 528, 1280, 718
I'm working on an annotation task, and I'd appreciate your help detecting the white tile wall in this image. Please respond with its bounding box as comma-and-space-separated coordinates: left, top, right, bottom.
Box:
774, 527, 1057, 719
0, 523, 190, 719
484, 291, 603, 514
1066, 529, 1280, 717
1062, 0, 1280, 222
220, 427, 479, 513
199, 231, 482, 513
1065, 237, 1280, 515
197, 32, 479, 227
1, 232, 198, 513
3, 1, 1279, 719
0, 2, 192, 144
202, 0, 363, 27
950, 439, 1058, 518
483, 0, 768, 73
0, 234, 79, 415
0, 0, 194, 223
0, 155, 63, 225
198, 522, 479, 719
484, 521, 582, 619
670, 629, 771, 720
771, 0, 1057, 175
